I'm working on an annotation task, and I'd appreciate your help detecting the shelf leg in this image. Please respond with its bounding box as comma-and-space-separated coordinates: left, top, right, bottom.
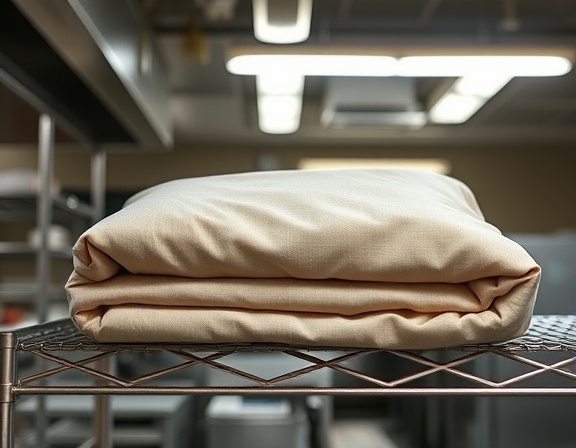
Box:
94, 357, 112, 448
35, 113, 56, 448
1, 333, 17, 448
36, 113, 55, 324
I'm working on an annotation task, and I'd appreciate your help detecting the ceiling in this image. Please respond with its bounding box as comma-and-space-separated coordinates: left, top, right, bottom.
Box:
143, 0, 576, 148
1, 0, 576, 150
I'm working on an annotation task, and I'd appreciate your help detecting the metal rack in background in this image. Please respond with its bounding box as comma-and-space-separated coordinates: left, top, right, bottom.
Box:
0, 113, 107, 448
1, 314, 576, 447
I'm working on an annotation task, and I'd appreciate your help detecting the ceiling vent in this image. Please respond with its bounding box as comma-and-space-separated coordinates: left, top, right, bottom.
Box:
322, 77, 427, 129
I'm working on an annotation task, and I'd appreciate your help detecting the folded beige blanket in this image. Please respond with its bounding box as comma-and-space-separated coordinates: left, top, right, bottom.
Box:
66, 169, 540, 349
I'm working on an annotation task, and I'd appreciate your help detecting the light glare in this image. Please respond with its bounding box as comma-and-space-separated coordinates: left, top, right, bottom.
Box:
429, 93, 484, 124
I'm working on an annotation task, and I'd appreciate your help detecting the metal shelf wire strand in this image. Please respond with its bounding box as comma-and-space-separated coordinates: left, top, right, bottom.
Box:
0, 314, 573, 399
2, 315, 576, 448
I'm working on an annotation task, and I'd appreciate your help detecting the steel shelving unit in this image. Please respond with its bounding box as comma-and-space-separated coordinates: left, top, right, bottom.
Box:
0, 115, 105, 327
0, 314, 575, 447
0, 114, 106, 448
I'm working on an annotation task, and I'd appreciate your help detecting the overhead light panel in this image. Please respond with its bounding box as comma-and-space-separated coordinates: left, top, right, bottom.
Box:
453, 74, 513, 97
258, 94, 302, 134
252, 0, 313, 44
256, 72, 304, 95
228, 54, 398, 77
429, 93, 486, 124
256, 73, 304, 134
226, 49, 573, 133
227, 54, 572, 77
398, 55, 572, 77
430, 73, 514, 124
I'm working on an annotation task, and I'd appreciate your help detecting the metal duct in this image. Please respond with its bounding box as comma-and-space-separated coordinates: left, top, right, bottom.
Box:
5, 0, 172, 148
322, 77, 427, 129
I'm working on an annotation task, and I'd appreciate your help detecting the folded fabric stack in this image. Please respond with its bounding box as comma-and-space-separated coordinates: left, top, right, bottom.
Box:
66, 169, 540, 349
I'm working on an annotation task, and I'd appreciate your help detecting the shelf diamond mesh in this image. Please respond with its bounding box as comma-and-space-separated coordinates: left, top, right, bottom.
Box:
0, 315, 572, 397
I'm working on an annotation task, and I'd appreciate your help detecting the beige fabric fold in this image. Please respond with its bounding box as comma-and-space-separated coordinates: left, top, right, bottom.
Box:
66, 169, 540, 349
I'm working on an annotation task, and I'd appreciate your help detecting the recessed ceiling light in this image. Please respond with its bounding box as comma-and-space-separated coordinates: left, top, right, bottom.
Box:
252, 0, 313, 44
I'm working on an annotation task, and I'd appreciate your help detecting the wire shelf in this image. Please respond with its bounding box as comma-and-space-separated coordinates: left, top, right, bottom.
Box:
14, 315, 576, 353
3, 314, 575, 399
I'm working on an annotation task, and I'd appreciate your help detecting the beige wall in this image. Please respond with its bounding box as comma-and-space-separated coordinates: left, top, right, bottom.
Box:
1, 144, 574, 233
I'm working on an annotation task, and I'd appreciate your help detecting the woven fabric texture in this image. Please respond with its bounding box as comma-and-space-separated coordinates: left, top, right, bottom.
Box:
66, 169, 540, 349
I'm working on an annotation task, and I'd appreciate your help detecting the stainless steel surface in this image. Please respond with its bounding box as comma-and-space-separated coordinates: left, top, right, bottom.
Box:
1, 0, 171, 147
0, 333, 16, 448
11, 386, 576, 397
18, 353, 114, 387
9, 315, 576, 394
94, 357, 112, 448
13, 0, 172, 148
0, 2, 131, 146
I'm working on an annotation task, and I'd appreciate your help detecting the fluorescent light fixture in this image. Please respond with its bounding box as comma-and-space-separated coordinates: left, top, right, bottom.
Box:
453, 74, 512, 97
256, 73, 304, 95
431, 73, 514, 124
429, 93, 485, 124
252, 0, 313, 44
225, 50, 573, 132
398, 55, 572, 77
228, 54, 398, 77
228, 54, 572, 77
256, 73, 303, 134
298, 158, 452, 174
258, 94, 302, 134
